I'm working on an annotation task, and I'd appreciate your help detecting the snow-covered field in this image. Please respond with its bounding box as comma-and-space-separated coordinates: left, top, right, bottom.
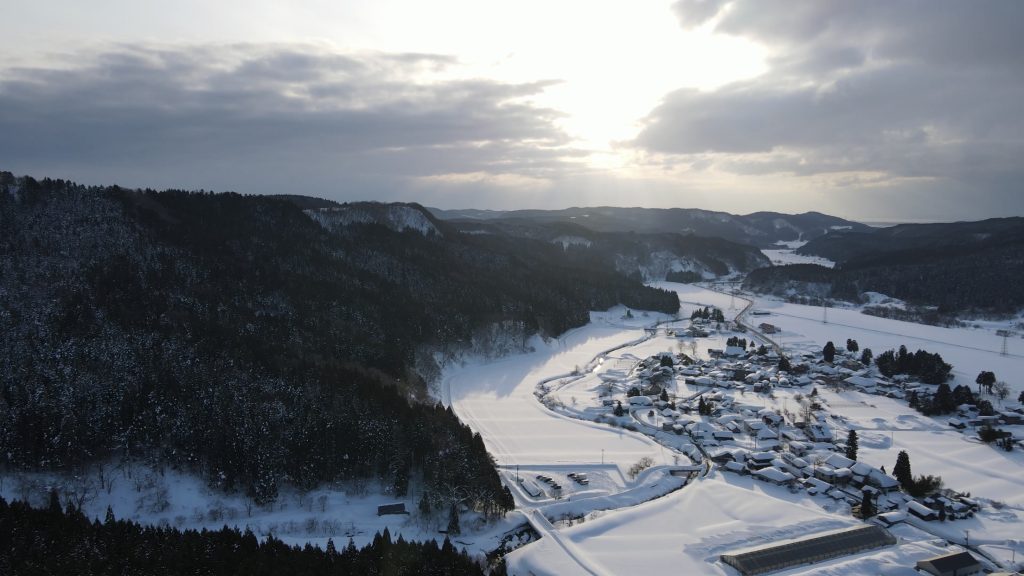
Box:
446, 308, 678, 474
761, 241, 836, 268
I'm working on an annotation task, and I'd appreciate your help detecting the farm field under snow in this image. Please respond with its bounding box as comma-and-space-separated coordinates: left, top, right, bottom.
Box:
761, 241, 837, 268
446, 308, 677, 473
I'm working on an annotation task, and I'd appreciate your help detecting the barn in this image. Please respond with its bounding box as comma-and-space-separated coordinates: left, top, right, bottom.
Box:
720, 525, 895, 576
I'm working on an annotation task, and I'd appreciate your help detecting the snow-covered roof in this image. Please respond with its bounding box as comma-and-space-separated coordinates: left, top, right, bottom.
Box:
803, 477, 831, 493
724, 461, 746, 473
754, 467, 795, 483
907, 501, 935, 516
850, 462, 873, 476
824, 453, 855, 469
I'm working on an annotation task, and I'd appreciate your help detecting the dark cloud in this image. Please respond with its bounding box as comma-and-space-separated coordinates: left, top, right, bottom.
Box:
640, 1, 1024, 216
0, 44, 573, 199
671, 0, 729, 29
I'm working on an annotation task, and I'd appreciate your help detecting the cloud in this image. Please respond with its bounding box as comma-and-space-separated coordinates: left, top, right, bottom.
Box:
671, 0, 729, 29
638, 1, 1024, 216
0, 43, 575, 200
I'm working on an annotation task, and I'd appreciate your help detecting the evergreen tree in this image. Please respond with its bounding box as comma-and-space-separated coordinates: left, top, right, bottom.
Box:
823, 341, 836, 363
860, 490, 875, 518
976, 371, 996, 394
860, 348, 873, 365
613, 401, 624, 417
846, 339, 859, 353
446, 503, 461, 536
893, 450, 913, 491
778, 355, 792, 372
845, 430, 859, 461
418, 491, 431, 517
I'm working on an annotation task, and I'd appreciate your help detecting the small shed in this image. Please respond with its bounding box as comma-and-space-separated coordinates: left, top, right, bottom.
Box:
377, 503, 408, 516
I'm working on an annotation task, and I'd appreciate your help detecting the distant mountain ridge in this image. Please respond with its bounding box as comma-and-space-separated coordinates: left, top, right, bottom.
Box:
746, 217, 1024, 314
796, 217, 1024, 264
448, 217, 769, 280
429, 206, 871, 248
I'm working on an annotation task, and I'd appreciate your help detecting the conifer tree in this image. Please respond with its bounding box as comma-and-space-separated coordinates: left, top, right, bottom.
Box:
447, 503, 461, 536
823, 341, 836, 363
860, 490, 874, 518
893, 450, 913, 491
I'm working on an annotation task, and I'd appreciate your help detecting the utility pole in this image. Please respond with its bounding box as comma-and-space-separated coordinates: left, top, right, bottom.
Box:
997, 330, 1012, 356
601, 449, 605, 466
822, 299, 829, 324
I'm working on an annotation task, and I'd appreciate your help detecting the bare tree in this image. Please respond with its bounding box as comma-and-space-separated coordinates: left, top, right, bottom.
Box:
993, 381, 1010, 406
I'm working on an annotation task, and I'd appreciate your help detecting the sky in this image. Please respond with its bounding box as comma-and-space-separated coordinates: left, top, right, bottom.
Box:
1, 0, 1022, 222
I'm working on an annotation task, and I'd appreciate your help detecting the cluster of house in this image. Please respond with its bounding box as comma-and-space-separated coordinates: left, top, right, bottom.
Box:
948, 404, 1024, 429
605, 341, 999, 528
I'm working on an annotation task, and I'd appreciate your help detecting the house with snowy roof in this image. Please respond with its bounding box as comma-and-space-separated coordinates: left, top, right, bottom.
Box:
753, 466, 796, 486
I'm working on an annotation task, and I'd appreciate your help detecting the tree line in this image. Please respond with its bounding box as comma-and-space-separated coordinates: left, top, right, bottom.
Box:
0, 495, 487, 576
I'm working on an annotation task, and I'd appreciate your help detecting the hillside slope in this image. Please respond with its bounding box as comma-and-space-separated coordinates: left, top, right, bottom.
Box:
0, 172, 677, 510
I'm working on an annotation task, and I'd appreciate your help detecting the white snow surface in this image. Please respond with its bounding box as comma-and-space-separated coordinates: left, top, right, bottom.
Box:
761, 241, 836, 268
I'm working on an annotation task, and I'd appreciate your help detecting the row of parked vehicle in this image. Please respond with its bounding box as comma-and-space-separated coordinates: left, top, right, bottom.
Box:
536, 474, 562, 491
568, 472, 589, 486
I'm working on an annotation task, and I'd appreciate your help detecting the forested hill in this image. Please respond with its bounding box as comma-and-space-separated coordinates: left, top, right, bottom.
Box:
744, 218, 1024, 314
795, 217, 1024, 264
430, 206, 871, 248
0, 172, 677, 509
446, 218, 769, 279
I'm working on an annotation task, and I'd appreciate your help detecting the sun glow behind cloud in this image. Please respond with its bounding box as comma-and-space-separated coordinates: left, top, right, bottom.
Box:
339, 0, 769, 160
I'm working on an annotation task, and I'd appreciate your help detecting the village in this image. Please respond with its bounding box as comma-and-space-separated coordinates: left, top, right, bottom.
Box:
528, 300, 1024, 576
